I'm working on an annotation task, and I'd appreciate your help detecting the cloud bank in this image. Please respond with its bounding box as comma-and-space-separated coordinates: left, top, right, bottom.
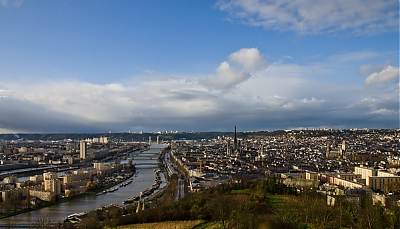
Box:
216, 0, 399, 34
0, 48, 398, 133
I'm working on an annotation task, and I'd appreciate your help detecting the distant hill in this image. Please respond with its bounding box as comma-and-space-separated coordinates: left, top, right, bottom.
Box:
0, 132, 233, 141
1, 129, 391, 141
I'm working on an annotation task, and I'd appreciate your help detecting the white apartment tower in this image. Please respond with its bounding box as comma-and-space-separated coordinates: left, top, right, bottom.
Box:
80, 140, 87, 159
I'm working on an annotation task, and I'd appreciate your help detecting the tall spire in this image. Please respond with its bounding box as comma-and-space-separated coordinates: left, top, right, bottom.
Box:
234, 125, 237, 153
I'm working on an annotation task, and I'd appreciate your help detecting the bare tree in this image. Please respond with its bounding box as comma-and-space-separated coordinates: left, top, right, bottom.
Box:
33, 214, 53, 229
212, 196, 233, 229
4, 221, 16, 229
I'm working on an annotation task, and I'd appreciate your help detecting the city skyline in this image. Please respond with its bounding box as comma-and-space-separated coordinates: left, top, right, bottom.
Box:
0, 0, 398, 133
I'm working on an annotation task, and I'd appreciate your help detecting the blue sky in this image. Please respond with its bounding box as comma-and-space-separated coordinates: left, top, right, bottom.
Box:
0, 0, 398, 133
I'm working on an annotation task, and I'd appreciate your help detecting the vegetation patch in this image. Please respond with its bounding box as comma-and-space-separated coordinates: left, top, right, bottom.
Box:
230, 189, 250, 195
265, 194, 285, 210
71, 176, 400, 229
192, 221, 221, 229
117, 220, 205, 229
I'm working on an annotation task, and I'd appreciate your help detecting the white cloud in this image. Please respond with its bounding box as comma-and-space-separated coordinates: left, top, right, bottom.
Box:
216, 0, 399, 34
228, 47, 268, 71
201, 61, 250, 91
347, 93, 399, 118
1, 0, 23, 7
201, 48, 268, 91
369, 108, 397, 115
364, 65, 399, 84
283, 97, 326, 110
358, 61, 391, 75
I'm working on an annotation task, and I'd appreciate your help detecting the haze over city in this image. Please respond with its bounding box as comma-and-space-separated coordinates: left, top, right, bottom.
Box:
0, 0, 398, 133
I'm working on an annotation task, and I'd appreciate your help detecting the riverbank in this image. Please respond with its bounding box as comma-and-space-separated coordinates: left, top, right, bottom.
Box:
1, 146, 167, 224
0, 180, 123, 220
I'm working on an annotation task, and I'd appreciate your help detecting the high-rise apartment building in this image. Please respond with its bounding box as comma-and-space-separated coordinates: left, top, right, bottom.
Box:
80, 140, 87, 159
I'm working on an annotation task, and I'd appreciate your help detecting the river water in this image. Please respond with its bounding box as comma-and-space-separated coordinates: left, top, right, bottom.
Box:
0, 144, 168, 225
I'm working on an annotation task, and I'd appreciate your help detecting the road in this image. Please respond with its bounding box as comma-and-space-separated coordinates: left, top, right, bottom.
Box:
174, 179, 185, 201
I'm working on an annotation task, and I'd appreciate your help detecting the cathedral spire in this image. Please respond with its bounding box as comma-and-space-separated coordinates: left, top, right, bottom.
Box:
234, 125, 238, 153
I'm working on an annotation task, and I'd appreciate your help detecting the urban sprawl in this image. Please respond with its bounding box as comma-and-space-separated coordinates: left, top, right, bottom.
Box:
0, 128, 399, 216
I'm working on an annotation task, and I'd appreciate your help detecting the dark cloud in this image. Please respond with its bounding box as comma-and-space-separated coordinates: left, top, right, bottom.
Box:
0, 97, 106, 133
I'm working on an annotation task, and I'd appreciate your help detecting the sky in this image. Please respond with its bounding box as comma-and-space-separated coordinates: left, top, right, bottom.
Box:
0, 0, 399, 133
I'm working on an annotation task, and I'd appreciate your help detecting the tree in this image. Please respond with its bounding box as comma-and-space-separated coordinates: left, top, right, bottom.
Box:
2, 192, 23, 213
361, 201, 385, 229
86, 181, 97, 191
211, 196, 233, 229
33, 214, 53, 229
4, 221, 15, 229
387, 203, 400, 229
77, 217, 103, 229
49, 195, 56, 203
386, 181, 400, 194
228, 200, 258, 229
97, 173, 105, 182
345, 202, 360, 229
65, 189, 71, 197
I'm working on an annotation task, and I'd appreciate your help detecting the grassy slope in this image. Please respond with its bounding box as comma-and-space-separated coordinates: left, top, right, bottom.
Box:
117, 220, 209, 229
116, 195, 285, 229
265, 194, 285, 212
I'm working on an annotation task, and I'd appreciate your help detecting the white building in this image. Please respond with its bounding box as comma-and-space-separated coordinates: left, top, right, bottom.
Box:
354, 166, 377, 179
80, 141, 87, 159
94, 162, 105, 171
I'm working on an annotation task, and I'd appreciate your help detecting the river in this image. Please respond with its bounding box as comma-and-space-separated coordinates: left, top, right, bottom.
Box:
0, 143, 168, 225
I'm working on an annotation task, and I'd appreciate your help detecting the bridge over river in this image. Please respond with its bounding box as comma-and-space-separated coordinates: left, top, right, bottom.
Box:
127, 145, 165, 168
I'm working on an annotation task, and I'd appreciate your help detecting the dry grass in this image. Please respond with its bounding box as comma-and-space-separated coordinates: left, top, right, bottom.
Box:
116, 220, 205, 229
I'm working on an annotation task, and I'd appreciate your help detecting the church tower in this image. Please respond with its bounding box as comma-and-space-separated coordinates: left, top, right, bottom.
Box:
226, 139, 231, 156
